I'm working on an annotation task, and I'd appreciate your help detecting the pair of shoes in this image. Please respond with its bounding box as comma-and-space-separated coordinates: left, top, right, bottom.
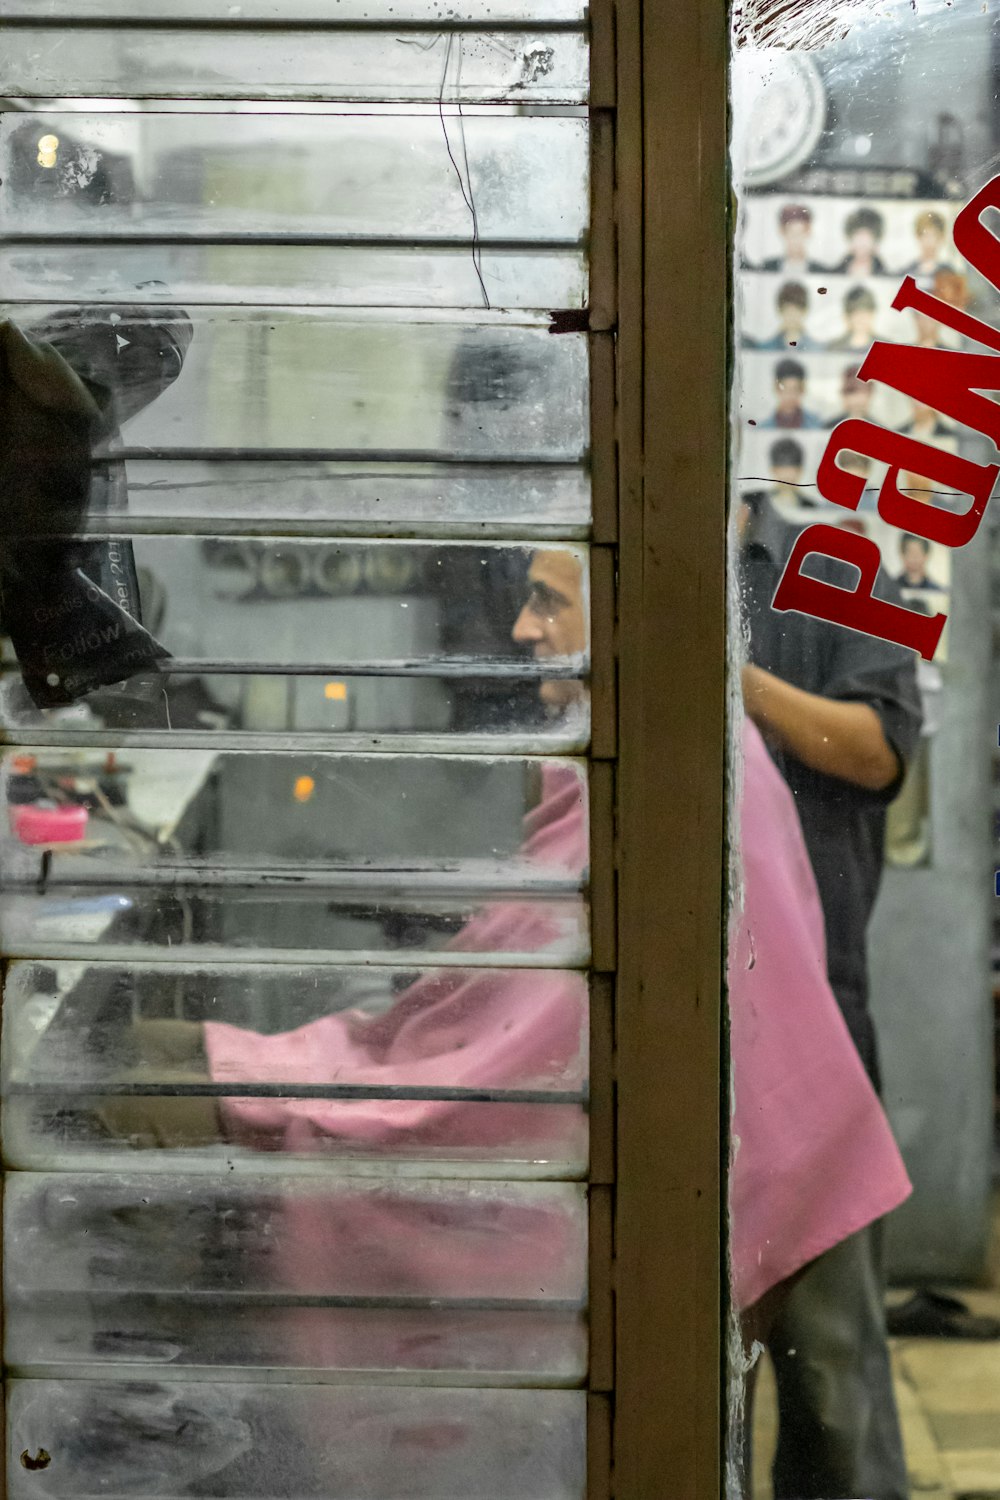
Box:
886, 1288, 1000, 1339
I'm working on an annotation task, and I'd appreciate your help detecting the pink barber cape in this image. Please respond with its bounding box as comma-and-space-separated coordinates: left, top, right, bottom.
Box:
729, 719, 910, 1309
205, 726, 909, 1331
205, 765, 588, 1157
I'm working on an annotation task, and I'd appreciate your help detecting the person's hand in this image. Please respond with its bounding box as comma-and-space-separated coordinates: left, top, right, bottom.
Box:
94, 1018, 221, 1149
127, 1018, 209, 1078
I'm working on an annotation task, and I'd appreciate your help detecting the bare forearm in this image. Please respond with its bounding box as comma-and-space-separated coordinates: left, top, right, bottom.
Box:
742, 664, 899, 791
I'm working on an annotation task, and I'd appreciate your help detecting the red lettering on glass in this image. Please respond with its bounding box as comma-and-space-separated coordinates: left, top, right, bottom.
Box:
953, 176, 1000, 291
772, 525, 946, 662
857, 344, 1000, 451
818, 419, 999, 547
764, 171, 1000, 656
892, 275, 1000, 353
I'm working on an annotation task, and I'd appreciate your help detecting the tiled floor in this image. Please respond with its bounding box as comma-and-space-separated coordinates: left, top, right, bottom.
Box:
751, 1196, 1000, 1499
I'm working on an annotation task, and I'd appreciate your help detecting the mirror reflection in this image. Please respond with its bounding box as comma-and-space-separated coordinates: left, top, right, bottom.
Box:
733, 4, 1000, 1497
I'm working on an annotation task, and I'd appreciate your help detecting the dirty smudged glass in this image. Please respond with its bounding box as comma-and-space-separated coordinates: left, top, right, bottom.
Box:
730, 2, 998, 1495
0, 8, 595, 1495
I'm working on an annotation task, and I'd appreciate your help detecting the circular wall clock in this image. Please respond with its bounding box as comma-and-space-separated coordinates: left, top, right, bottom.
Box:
734, 50, 828, 187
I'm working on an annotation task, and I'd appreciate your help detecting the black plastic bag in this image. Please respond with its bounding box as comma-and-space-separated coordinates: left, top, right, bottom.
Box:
0, 306, 192, 707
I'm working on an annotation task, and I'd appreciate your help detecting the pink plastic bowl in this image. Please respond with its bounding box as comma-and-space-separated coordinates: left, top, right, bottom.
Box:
10, 803, 88, 845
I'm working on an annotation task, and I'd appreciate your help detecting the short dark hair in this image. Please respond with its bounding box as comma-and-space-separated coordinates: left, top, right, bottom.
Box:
845, 206, 884, 240
775, 357, 806, 383
779, 203, 812, 228
900, 533, 931, 555
769, 438, 804, 469
776, 280, 808, 310
844, 285, 877, 314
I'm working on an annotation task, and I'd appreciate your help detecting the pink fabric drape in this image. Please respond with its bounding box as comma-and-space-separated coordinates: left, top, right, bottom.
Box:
205, 725, 909, 1333
729, 719, 910, 1308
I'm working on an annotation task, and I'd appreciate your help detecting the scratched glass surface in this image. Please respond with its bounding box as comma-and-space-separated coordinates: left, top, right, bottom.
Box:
5, 1174, 587, 1377
0, 0, 586, 17
1, 0, 594, 1488
0, 748, 587, 874
0, 885, 590, 966
0, 539, 590, 748
0, 244, 588, 310
2, 957, 589, 1171
0, 28, 588, 102
0, 306, 588, 458
23, 457, 591, 536
2, 538, 589, 668
7, 1381, 586, 1498
0, 674, 590, 753
0, 111, 588, 244
2, 958, 588, 1082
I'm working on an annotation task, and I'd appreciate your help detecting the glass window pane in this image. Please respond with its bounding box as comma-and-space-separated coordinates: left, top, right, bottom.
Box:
0, 307, 587, 457
1, 0, 586, 19
0, 540, 589, 747
12, 458, 591, 535
2, 959, 588, 1172
0, 886, 589, 966
0, 112, 588, 244
6, 1381, 587, 1497
0, 749, 588, 874
1, 676, 591, 752
5, 538, 589, 668
731, 1, 998, 1492
0, 245, 588, 310
0, 28, 588, 103
6, 1174, 587, 1377
1, 0, 594, 1487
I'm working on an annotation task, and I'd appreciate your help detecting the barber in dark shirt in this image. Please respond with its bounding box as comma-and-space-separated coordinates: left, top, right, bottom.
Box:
739, 492, 922, 1500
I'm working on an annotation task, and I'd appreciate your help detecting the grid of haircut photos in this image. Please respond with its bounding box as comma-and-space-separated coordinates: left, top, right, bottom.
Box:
737, 192, 965, 651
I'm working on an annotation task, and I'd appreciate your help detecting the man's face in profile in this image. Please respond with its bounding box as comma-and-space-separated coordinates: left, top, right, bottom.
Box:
512, 549, 587, 712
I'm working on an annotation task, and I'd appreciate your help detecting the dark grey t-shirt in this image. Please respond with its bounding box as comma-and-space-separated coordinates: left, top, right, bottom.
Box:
740, 502, 923, 1083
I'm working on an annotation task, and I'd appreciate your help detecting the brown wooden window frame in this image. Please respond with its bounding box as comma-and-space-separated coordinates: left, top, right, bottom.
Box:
595, 2, 729, 1494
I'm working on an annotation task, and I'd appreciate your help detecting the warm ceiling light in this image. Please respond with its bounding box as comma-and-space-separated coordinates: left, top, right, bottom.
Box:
37, 133, 59, 168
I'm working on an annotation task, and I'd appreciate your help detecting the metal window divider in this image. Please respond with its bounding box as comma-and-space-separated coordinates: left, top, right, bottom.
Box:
612, 0, 728, 1495
587, 1390, 614, 1500
587, 8, 619, 1490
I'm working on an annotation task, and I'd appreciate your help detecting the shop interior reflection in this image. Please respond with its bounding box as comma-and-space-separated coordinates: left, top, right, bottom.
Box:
735, 4, 1000, 1495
